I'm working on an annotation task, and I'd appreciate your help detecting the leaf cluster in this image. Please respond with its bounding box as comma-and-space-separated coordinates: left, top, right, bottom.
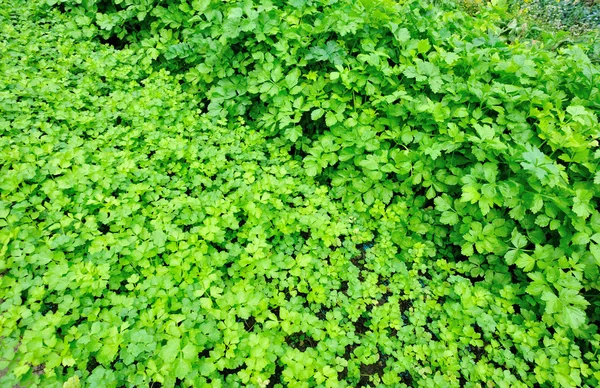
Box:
1, 0, 600, 387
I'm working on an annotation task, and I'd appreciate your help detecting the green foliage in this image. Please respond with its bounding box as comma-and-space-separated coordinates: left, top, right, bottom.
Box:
497, 0, 600, 64
519, 0, 600, 36
1, 0, 600, 387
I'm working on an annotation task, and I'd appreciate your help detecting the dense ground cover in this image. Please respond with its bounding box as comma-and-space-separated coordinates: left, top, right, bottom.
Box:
518, 0, 600, 36
1, 0, 599, 386
501, 0, 600, 64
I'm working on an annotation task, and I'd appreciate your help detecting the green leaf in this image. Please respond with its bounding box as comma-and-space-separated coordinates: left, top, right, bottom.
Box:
474, 124, 494, 140
160, 338, 181, 364
439, 211, 459, 225
562, 305, 587, 330
63, 376, 81, 388
357, 157, 378, 171
573, 189, 593, 219
304, 157, 321, 177
271, 66, 283, 83
311, 109, 324, 120
389, 23, 410, 43
511, 228, 527, 249
192, 0, 211, 12
417, 39, 431, 54
285, 68, 301, 88
325, 111, 338, 127
542, 289, 589, 329
174, 357, 192, 378
461, 186, 480, 204
285, 126, 303, 142
515, 252, 535, 272
434, 195, 453, 212
591, 243, 600, 265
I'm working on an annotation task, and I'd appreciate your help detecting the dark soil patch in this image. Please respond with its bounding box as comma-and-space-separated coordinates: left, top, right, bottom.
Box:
285, 332, 318, 351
